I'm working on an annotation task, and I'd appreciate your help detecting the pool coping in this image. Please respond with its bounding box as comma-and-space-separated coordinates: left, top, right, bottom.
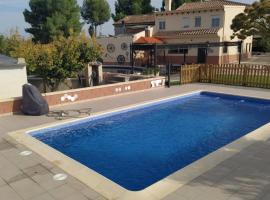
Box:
8, 90, 270, 200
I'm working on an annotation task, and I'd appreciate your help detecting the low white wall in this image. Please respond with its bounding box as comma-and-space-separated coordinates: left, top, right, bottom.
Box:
0, 65, 27, 99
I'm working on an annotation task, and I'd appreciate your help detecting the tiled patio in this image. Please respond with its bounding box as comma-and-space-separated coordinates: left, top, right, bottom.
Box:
1, 83, 270, 200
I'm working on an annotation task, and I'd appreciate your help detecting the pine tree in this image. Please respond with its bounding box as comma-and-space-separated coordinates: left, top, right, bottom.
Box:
24, 0, 82, 44
81, 0, 111, 37
112, 0, 154, 22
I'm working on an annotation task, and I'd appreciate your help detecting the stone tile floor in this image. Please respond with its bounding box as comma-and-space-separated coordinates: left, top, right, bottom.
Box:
1, 83, 270, 200
0, 137, 105, 200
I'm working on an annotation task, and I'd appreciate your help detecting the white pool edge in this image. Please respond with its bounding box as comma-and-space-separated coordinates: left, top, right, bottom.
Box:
8, 90, 270, 200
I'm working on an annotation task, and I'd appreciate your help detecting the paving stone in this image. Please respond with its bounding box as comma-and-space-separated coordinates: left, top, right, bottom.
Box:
0, 139, 15, 151
192, 165, 232, 186
188, 185, 232, 200
1, 148, 40, 170
0, 153, 15, 168
224, 176, 268, 200
260, 192, 270, 200
0, 177, 6, 187
32, 173, 66, 191
64, 193, 90, 200
41, 161, 55, 170
22, 164, 50, 177
67, 177, 88, 191
6, 173, 28, 184
163, 185, 200, 200
0, 157, 24, 183
49, 167, 66, 175
81, 188, 102, 199
29, 193, 56, 200
10, 177, 45, 200
48, 184, 77, 199
0, 185, 22, 200
162, 192, 188, 200
95, 196, 108, 200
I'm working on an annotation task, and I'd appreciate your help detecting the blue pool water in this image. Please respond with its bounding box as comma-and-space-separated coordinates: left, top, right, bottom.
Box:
31, 92, 270, 191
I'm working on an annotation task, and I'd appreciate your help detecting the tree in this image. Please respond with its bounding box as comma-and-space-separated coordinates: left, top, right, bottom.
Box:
11, 34, 102, 92
172, 0, 183, 10
112, 0, 154, 22
81, 0, 111, 37
0, 29, 22, 56
231, 0, 270, 43
0, 35, 6, 54
24, 0, 82, 44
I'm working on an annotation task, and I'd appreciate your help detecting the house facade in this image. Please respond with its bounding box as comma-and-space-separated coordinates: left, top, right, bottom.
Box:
97, 14, 155, 66
97, 0, 253, 66
153, 0, 253, 65
97, 31, 148, 66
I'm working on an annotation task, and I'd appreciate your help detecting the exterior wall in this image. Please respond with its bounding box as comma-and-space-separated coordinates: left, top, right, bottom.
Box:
152, 5, 252, 65
157, 35, 222, 65
154, 10, 224, 33
223, 6, 245, 41
221, 6, 253, 63
153, 10, 225, 65
0, 77, 165, 116
97, 36, 133, 65
242, 36, 253, 58
97, 30, 147, 65
0, 65, 27, 100
157, 55, 220, 65
221, 54, 239, 64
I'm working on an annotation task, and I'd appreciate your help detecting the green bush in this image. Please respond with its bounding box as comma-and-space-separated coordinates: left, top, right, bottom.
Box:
11, 33, 102, 92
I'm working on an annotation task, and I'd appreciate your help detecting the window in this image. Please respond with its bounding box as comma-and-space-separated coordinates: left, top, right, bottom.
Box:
179, 48, 188, 54
159, 21, 166, 30
168, 49, 178, 54
182, 17, 190, 28
168, 48, 188, 54
195, 17, 201, 27
211, 16, 220, 27
223, 45, 228, 54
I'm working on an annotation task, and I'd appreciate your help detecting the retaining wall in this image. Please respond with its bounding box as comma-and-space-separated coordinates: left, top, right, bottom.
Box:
0, 77, 165, 115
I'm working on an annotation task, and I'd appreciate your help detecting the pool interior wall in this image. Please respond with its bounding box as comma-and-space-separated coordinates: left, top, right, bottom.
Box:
30, 92, 270, 191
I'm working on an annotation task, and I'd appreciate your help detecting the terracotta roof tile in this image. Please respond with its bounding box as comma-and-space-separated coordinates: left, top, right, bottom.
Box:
155, 28, 220, 37
176, 0, 248, 12
156, 0, 248, 16
114, 14, 155, 26
134, 37, 164, 44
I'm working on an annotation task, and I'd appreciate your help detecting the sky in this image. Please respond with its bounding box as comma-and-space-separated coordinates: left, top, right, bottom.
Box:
0, 0, 255, 36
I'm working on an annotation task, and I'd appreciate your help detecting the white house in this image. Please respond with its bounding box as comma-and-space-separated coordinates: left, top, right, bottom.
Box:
152, 0, 253, 64
97, 0, 253, 66
0, 54, 27, 99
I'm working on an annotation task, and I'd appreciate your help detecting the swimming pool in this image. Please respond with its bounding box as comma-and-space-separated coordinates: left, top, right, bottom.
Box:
30, 91, 270, 191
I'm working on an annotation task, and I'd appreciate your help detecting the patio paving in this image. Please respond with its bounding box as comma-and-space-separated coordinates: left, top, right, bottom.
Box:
0, 83, 270, 200
242, 53, 270, 65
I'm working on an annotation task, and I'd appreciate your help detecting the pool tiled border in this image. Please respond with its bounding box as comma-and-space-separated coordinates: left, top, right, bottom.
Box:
8, 90, 270, 200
